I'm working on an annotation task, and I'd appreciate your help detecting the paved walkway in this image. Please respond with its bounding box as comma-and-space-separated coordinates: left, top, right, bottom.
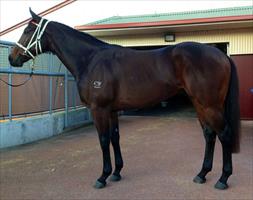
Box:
0, 116, 252, 200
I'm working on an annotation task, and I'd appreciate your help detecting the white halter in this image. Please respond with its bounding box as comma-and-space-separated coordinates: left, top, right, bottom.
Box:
16, 18, 50, 59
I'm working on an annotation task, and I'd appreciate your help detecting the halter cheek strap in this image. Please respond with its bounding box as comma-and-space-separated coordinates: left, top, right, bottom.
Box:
16, 18, 50, 59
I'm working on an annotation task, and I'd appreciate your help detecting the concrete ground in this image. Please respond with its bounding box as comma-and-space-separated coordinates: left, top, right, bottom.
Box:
0, 115, 252, 200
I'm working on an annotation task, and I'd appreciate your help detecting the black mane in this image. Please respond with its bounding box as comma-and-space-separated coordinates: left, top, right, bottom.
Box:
53, 21, 109, 47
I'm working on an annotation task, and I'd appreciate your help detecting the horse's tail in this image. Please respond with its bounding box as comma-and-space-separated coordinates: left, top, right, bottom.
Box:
225, 57, 241, 153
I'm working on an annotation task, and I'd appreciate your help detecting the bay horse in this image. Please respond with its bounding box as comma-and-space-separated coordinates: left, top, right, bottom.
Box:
9, 9, 240, 190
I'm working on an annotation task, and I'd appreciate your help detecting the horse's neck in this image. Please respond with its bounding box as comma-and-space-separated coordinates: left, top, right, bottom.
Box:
47, 23, 100, 79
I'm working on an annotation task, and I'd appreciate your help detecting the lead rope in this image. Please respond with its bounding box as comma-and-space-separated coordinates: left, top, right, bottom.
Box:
0, 60, 35, 87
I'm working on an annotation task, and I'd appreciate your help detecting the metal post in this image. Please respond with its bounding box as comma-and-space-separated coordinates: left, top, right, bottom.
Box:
49, 54, 53, 114
64, 68, 68, 127
8, 47, 12, 121
8, 74, 12, 121
73, 81, 76, 109
49, 76, 52, 114
88, 109, 92, 122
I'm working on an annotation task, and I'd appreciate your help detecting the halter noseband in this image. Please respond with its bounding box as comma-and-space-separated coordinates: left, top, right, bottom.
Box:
16, 18, 50, 59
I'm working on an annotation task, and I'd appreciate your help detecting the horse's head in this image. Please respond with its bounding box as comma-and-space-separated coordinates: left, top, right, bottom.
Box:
9, 8, 50, 67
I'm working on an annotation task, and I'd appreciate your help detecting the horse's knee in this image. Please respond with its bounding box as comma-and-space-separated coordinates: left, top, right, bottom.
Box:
99, 135, 110, 149
111, 138, 119, 148
111, 129, 120, 144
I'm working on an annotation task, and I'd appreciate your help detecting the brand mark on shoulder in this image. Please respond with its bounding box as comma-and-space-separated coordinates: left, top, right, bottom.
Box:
93, 81, 102, 88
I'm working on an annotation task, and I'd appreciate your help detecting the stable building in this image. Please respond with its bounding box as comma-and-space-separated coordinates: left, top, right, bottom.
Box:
76, 6, 253, 119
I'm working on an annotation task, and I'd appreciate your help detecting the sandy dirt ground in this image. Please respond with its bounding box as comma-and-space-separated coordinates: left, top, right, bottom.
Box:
0, 115, 252, 200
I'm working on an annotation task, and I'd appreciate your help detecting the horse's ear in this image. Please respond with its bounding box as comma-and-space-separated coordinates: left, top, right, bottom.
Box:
29, 8, 41, 22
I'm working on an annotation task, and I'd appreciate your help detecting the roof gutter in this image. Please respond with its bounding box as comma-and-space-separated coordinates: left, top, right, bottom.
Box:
75, 15, 253, 31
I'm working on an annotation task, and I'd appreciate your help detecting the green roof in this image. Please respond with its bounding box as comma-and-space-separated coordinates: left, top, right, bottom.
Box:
87, 6, 253, 25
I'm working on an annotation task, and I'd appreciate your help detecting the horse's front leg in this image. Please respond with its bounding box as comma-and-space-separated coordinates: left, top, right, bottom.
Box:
91, 108, 112, 189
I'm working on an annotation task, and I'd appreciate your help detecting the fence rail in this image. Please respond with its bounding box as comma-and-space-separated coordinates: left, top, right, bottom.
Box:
0, 40, 83, 127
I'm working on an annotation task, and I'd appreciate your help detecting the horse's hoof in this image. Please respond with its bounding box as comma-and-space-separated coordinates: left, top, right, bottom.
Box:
110, 174, 121, 182
214, 181, 228, 190
193, 176, 206, 184
94, 180, 106, 189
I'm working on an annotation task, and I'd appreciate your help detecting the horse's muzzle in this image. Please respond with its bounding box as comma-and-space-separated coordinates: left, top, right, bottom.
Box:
8, 55, 23, 67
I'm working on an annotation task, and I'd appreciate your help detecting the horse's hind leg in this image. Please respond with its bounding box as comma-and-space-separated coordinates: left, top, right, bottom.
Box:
215, 126, 233, 190
194, 106, 232, 189
109, 111, 123, 182
201, 108, 233, 190
193, 123, 216, 184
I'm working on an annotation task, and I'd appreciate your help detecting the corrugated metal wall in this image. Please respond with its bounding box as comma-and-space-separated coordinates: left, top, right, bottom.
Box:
98, 28, 253, 55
